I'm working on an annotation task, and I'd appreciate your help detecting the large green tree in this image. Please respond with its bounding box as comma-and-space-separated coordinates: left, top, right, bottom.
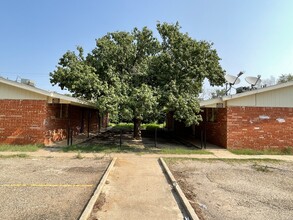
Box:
51, 27, 160, 138
150, 23, 225, 126
50, 22, 225, 139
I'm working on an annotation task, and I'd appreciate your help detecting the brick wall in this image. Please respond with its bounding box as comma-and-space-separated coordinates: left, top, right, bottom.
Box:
204, 108, 227, 147
193, 108, 227, 148
0, 100, 47, 144
169, 106, 292, 150
44, 104, 100, 145
227, 107, 293, 149
0, 100, 100, 145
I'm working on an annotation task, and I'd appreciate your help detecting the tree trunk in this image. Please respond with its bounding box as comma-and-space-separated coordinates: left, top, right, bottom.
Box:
133, 118, 141, 139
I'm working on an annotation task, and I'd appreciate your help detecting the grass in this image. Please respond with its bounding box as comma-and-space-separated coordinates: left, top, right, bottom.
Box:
75, 151, 83, 159
109, 123, 133, 130
252, 163, 271, 172
217, 158, 281, 163
157, 147, 212, 155
63, 144, 138, 153
0, 144, 42, 152
229, 147, 293, 155
142, 123, 165, 130
62, 144, 211, 155
0, 153, 30, 158
164, 157, 281, 164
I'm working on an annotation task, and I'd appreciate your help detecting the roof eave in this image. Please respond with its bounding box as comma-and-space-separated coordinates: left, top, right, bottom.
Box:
200, 97, 223, 107
0, 77, 97, 109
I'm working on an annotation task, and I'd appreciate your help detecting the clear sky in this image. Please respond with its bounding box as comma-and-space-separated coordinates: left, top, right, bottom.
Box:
1, 0, 292, 94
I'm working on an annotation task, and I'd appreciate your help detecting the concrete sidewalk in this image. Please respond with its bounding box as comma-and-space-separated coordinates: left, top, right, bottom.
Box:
89, 157, 184, 220
206, 148, 293, 161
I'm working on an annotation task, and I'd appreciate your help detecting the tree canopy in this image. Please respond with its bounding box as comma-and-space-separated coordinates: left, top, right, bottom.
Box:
277, 73, 293, 84
50, 22, 225, 138
211, 89, 226, 98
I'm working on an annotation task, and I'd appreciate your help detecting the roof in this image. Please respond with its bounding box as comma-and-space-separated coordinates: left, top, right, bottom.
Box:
0, 77, 97, 108
200, 81, 293, 108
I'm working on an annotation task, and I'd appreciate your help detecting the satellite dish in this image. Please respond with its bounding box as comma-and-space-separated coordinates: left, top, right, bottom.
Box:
245, 75, 261, 87
225, 74, 241, 85
224, 72, 244, 95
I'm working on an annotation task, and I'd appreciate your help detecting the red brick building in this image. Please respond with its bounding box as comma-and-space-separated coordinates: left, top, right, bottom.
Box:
0, 77, 107, 145
167, 81, 293, 150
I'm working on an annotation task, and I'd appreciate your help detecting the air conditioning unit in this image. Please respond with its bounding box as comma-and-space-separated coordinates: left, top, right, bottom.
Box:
21, 79, 35, 87
236, 86, 250, 94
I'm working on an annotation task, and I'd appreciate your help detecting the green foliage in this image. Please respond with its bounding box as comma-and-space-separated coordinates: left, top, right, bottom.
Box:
0, 144, 42, 152
150, 22, 225, 126
50, 22, 225, 135
110, 123, 164, 131
110, 110, 165, 124
50, 47, 101, 100
282, 147, 293, 155
211, 89, 226, 98
277, 73, 293, 84
111, 123, 134, 131
142, 123, 164, 130
123, 84, 158, 121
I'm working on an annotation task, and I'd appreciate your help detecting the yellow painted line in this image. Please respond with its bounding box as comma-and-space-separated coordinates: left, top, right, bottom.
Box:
0, 184, 93, 187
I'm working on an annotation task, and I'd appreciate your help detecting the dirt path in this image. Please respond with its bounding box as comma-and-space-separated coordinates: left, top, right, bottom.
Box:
89, 157, 184, 220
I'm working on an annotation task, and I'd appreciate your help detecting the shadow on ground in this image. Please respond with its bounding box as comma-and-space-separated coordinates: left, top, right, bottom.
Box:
48, 129, 213, 154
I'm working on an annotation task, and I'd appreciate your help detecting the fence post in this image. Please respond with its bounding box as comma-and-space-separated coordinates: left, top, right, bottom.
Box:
120, 129, 122, 149
67, 127, 70, 146
204, 127, 207, 149
70, 130, 73, 146
200, 130, 203, 149
155, 128, 157, 148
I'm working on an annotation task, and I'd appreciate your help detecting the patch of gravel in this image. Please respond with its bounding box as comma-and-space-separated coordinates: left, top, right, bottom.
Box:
0, 157, 111, 220
168, 159, 293, 220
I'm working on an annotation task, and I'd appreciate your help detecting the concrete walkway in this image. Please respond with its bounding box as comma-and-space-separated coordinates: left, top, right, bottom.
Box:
206, 148, 293, 161
90, 157, 184, 220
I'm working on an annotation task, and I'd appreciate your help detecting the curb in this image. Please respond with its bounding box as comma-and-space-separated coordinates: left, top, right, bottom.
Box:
159, 158, 199, 220
79, 157, 117, 220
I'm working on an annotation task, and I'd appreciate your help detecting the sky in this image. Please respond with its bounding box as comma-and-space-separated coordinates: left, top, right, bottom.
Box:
0, 0, 292, 95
